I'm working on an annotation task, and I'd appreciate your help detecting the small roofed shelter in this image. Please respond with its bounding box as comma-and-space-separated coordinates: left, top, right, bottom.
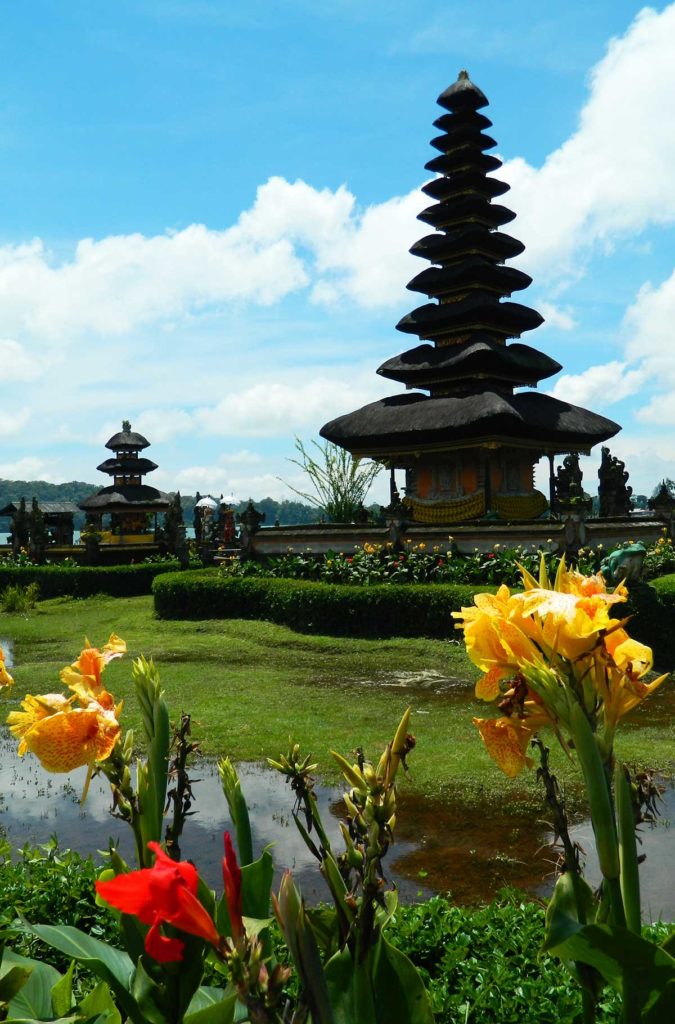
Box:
79, 420, 169, 542
321, 72, 620, 523
0, 500, 78, 546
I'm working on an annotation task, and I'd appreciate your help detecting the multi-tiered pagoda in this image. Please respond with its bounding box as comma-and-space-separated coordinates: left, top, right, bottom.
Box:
321, 72, 620, 523
79, 421, 169, 539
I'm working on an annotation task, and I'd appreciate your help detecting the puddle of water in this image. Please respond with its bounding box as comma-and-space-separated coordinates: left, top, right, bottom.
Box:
0, 741, 425, 904
347, 669, 472, 698
0, 737, 671, 920
392, 785, 675, 923
0, 639, 14, 669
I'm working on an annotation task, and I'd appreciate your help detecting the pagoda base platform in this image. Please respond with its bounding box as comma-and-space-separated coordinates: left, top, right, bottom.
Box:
242, 514, 668, 561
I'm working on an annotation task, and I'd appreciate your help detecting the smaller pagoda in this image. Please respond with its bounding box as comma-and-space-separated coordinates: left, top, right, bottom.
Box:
79, 420, 170, 542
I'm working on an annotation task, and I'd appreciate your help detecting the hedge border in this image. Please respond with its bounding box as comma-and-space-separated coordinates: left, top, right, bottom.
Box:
0, 562, 182, 599
152, 569, 675, 659
152, 570, 495, 638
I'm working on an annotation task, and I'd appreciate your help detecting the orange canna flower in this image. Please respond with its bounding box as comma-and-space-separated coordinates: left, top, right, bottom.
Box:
60, 634, 126, 709
473, 713, 539, 778
0, 645, 13, 688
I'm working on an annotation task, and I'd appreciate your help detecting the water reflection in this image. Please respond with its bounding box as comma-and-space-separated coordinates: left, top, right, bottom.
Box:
0, 639, 14, 668
0, 739, 672, 918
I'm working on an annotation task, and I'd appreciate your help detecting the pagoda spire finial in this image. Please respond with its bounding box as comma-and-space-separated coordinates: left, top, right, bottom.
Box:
458, 68, 469, 80
122, 418, 131, 433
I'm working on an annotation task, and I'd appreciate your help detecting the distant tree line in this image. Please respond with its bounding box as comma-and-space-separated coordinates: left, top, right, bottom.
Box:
0, 479, 333, 531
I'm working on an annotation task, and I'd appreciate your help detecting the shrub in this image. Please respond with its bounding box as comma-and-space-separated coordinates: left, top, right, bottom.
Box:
153, 570, 495, 638
0, 581, 40, 612
0, 561, 183, 600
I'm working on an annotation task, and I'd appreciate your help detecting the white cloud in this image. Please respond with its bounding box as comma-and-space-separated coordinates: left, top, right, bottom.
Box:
0, 409, 31, 438
503, 4, 675, 280
547, 360, 647, 408
134, 409, 195, 443
0, 454, 53, 480
193, 374, 385, 437
537, 303, 577, 332
0, 178, 422, 345
0, 338, 42, 380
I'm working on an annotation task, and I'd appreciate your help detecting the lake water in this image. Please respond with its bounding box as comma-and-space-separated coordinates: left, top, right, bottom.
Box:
0, 738, 672, 920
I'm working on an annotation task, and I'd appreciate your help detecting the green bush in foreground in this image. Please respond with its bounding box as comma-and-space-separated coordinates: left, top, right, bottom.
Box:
153, 570, 495, 637
2, 845, 669, 1024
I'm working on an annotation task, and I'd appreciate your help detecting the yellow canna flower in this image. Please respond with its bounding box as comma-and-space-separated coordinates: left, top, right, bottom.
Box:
454, 585, 543, 698
0, 645, 13, 688
8, 692, 120, 772
60, 634, 126, 707
8, 693, 72, 753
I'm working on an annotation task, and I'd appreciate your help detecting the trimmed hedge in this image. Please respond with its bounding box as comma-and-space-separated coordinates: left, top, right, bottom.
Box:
152, 570, 495, 638
634, 574, 675, 669
0, 562, 182, 599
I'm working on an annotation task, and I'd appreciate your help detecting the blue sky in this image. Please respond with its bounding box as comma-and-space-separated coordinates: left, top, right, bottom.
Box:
1, 1, 675, 503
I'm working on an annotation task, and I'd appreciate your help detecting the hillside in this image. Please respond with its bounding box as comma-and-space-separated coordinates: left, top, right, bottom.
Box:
0, 480, 329, 528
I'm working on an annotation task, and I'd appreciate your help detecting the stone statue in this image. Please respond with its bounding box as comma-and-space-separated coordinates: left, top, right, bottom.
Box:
554, 453, 584, 504
28, 497, 48, 564
598, 447, 633, 517
193, 491, 202, 544
163, 492, 185, 555
601, 543, 646, 585
10, 497, 29, 554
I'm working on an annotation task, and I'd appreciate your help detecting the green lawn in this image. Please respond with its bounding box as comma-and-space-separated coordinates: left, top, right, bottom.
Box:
2, 594, 673, 810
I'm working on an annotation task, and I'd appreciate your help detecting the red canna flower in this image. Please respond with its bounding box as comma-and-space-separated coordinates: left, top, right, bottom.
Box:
96, 842, 221, 963
222, 831, 243, 939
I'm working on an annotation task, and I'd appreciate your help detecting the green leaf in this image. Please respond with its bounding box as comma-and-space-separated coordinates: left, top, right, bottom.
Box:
547, 918, 675, 1014
325, 936, 434, 1024
218, 759, 253, 867
130, 957, 167, 1024
51, 960, 75, 1017
324, 946, 373, 1024
276, 875, 333, 1024
187, 986, 235, 1014
371, 936, 435, 1024
241, 849, 274, 922
21, 923, 142, 1024
615, 763, 641, 934
242, 916, 273, 940
184, 990, 238, 1024
2, 949, 61, 1020
0, 965, 33, 1004
79, 981, 122, 1024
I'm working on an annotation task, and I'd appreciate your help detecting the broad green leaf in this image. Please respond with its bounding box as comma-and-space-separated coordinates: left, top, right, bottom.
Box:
187, 985, 235, 1014
0, 965, 33, 1004
130, 957, 167, 1024
547, 918, 675, 1014
324, 946, 374, 1024
184, 991, 238, 1024
2, 949, 60, 1020
305, 906, 340, 957
242, 916, 273, 940
79, 981, 122, 1024
51, 960, 75, 1016
371, 935, 435, 1024
218, 758, 254, 867
324, 935, 434, 1024
21, 924, 142, 1024
241, 849, 274, 922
